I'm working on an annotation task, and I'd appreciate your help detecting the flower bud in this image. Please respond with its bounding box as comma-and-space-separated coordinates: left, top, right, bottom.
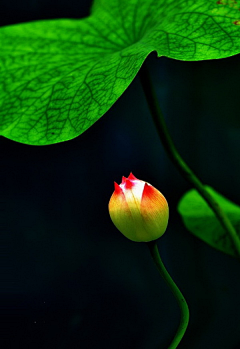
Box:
108, 173, 169, 242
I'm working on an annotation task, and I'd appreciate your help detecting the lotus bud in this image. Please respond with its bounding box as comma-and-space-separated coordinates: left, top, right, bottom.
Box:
108, 173, 169, 242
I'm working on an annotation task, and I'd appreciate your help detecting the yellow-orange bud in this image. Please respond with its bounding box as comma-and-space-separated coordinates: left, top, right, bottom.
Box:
108, 173, 169, 242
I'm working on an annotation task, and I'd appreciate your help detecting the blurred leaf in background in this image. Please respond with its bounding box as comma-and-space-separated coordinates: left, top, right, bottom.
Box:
178, 186, 240, 258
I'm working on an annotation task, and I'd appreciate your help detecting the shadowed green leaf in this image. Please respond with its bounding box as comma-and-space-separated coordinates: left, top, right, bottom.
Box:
177, 186, 240, 258
1, 0, 240, 145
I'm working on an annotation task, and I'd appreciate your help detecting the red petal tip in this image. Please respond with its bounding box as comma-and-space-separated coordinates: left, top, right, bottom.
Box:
114, 182, 122, 194
122, 176, 127, 184
142, 183, 154, 199
125, 178, 134, 189
128, 172, 137, 180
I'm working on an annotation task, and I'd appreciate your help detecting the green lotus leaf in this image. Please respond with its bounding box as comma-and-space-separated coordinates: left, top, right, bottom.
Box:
178, 186, 240, 258
1, 0, 240, 144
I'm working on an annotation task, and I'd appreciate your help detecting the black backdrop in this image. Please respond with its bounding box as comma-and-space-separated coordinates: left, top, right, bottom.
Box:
2, 1, 240, 348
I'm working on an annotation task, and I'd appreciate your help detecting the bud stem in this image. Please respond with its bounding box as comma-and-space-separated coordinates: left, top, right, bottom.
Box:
146, 241, 189, 349
139, 60, 240, 258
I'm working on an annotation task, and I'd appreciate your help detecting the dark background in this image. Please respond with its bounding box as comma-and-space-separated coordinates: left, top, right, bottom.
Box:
2, 1, 240, 348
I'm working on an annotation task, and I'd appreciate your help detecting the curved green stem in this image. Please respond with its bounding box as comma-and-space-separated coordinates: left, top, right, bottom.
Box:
139, 61, 240, 258
147, 241, 189, 349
